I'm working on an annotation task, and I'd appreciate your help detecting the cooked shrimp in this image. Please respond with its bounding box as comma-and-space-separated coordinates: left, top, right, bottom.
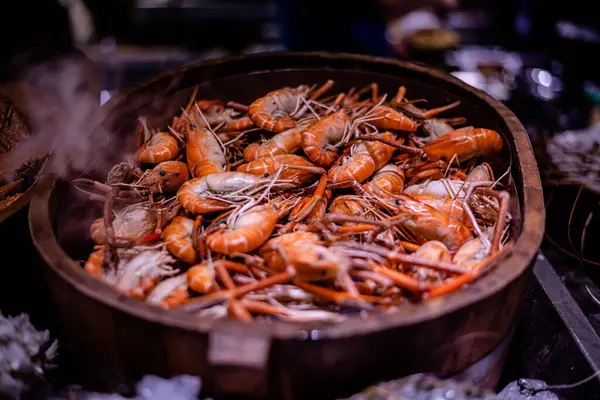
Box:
301, 110, 350, 167
243, 121, 313, 162
115, 249, 177, 299
226, 116, 254, 132
422, 117, 467, 140
215, 108, 255, 132
405, 240, 451, 282
329, 195, 370, 217
84, 246, 104, 276
258, 231, 321, 272
248, 86, 309, 133
328, 141, 375, 185
162, 216, 196, 264
137, 132, 179, 164
420, 127, 503, 163
403, 163, 495, 198
410, 194, 471, 227
328, 131, 396, 185
367, 106, 418, 132
136, 161, 190, 193
146, 274, 189, 309
206, 204, 281, 255
236, 154, 325, 185
187, 262, 216, 293
404, 179, 469, 198
363, 164, 405, 197
282, 241, 353, 282
176, 172, 286, 214
89, 202, 157, 245
186, 127, 226, 178
466, 162, 494, 182
385, 195, 472, 251
288, 176, 332, 224
452, 237, 488, 270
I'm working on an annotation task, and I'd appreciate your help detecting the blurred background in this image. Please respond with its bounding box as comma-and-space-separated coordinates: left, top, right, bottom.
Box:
4, 0, 599, 134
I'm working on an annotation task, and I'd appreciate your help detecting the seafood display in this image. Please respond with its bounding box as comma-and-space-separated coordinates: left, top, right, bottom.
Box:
74, 81, 513, 324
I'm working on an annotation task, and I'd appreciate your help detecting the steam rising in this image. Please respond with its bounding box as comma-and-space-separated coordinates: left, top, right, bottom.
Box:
1, 54, 122, 180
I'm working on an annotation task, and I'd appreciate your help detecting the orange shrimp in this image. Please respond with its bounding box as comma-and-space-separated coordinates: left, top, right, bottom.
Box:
421, 117, 467, 139
115, 249, 177, 299
419, 127, 503, 163
466, 162, 494, 182
206, 204, 281, 255
329, 195, 369, 217
176, 179, 228, 214
410, 194, 471, 227
162, 216, 196, 264
243, 122, 312, 162
226, 116, 254, 132
397, 98, 461, 120
328, 131, 396, 185
363, 164, 405, 197
304, 190, 332, 224
404, 240, 451, 282
386, 195, 473, 251
89, 203, 158, 245
174, 100, 224, 131
186, 127, 226, 178
276, 241, 352, 282
161, 288, 190, 308
367, 106, 418, 132
89, 219, 106, 245
259, 231, 321, 272
258, 232, 366, 306
137, 132, 179, 164
452, 237, 488, 270
248, 87, 308, 133
137, 161, 189, 193
84, 246, 104, 276
176, 172, 279, 214
187, 262, 216, 293
301, 110, 350, 167
236, 154, 325, 185
210, 106, 255, 133
327, 141, 375, 185
367, 132, 399, 169
289, 189, 332, 225
146, 275, 189, 309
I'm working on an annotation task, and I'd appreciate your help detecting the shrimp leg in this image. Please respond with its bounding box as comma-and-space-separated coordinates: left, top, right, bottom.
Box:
290, 175, 328, 222
214, 261, 253, 322
293, 280, 376, 310
428, 241, 513, 297
180, 271, 294, 312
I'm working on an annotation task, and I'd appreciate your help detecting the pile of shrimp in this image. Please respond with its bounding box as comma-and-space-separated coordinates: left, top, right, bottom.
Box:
74, 81, 513, 323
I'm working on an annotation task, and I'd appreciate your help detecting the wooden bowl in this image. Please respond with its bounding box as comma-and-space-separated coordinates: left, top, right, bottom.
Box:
28, 52, 545, 399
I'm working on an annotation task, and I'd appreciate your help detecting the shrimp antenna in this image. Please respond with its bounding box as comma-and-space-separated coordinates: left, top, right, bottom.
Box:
226, 167, 285, 228
195, 104, 227, 156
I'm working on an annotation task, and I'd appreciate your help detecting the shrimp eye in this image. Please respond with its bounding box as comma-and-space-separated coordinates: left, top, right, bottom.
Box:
159, 170, 166, 176
354, 211, 360, 216
317, 252, 324, 260
263, 173, 269, 178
